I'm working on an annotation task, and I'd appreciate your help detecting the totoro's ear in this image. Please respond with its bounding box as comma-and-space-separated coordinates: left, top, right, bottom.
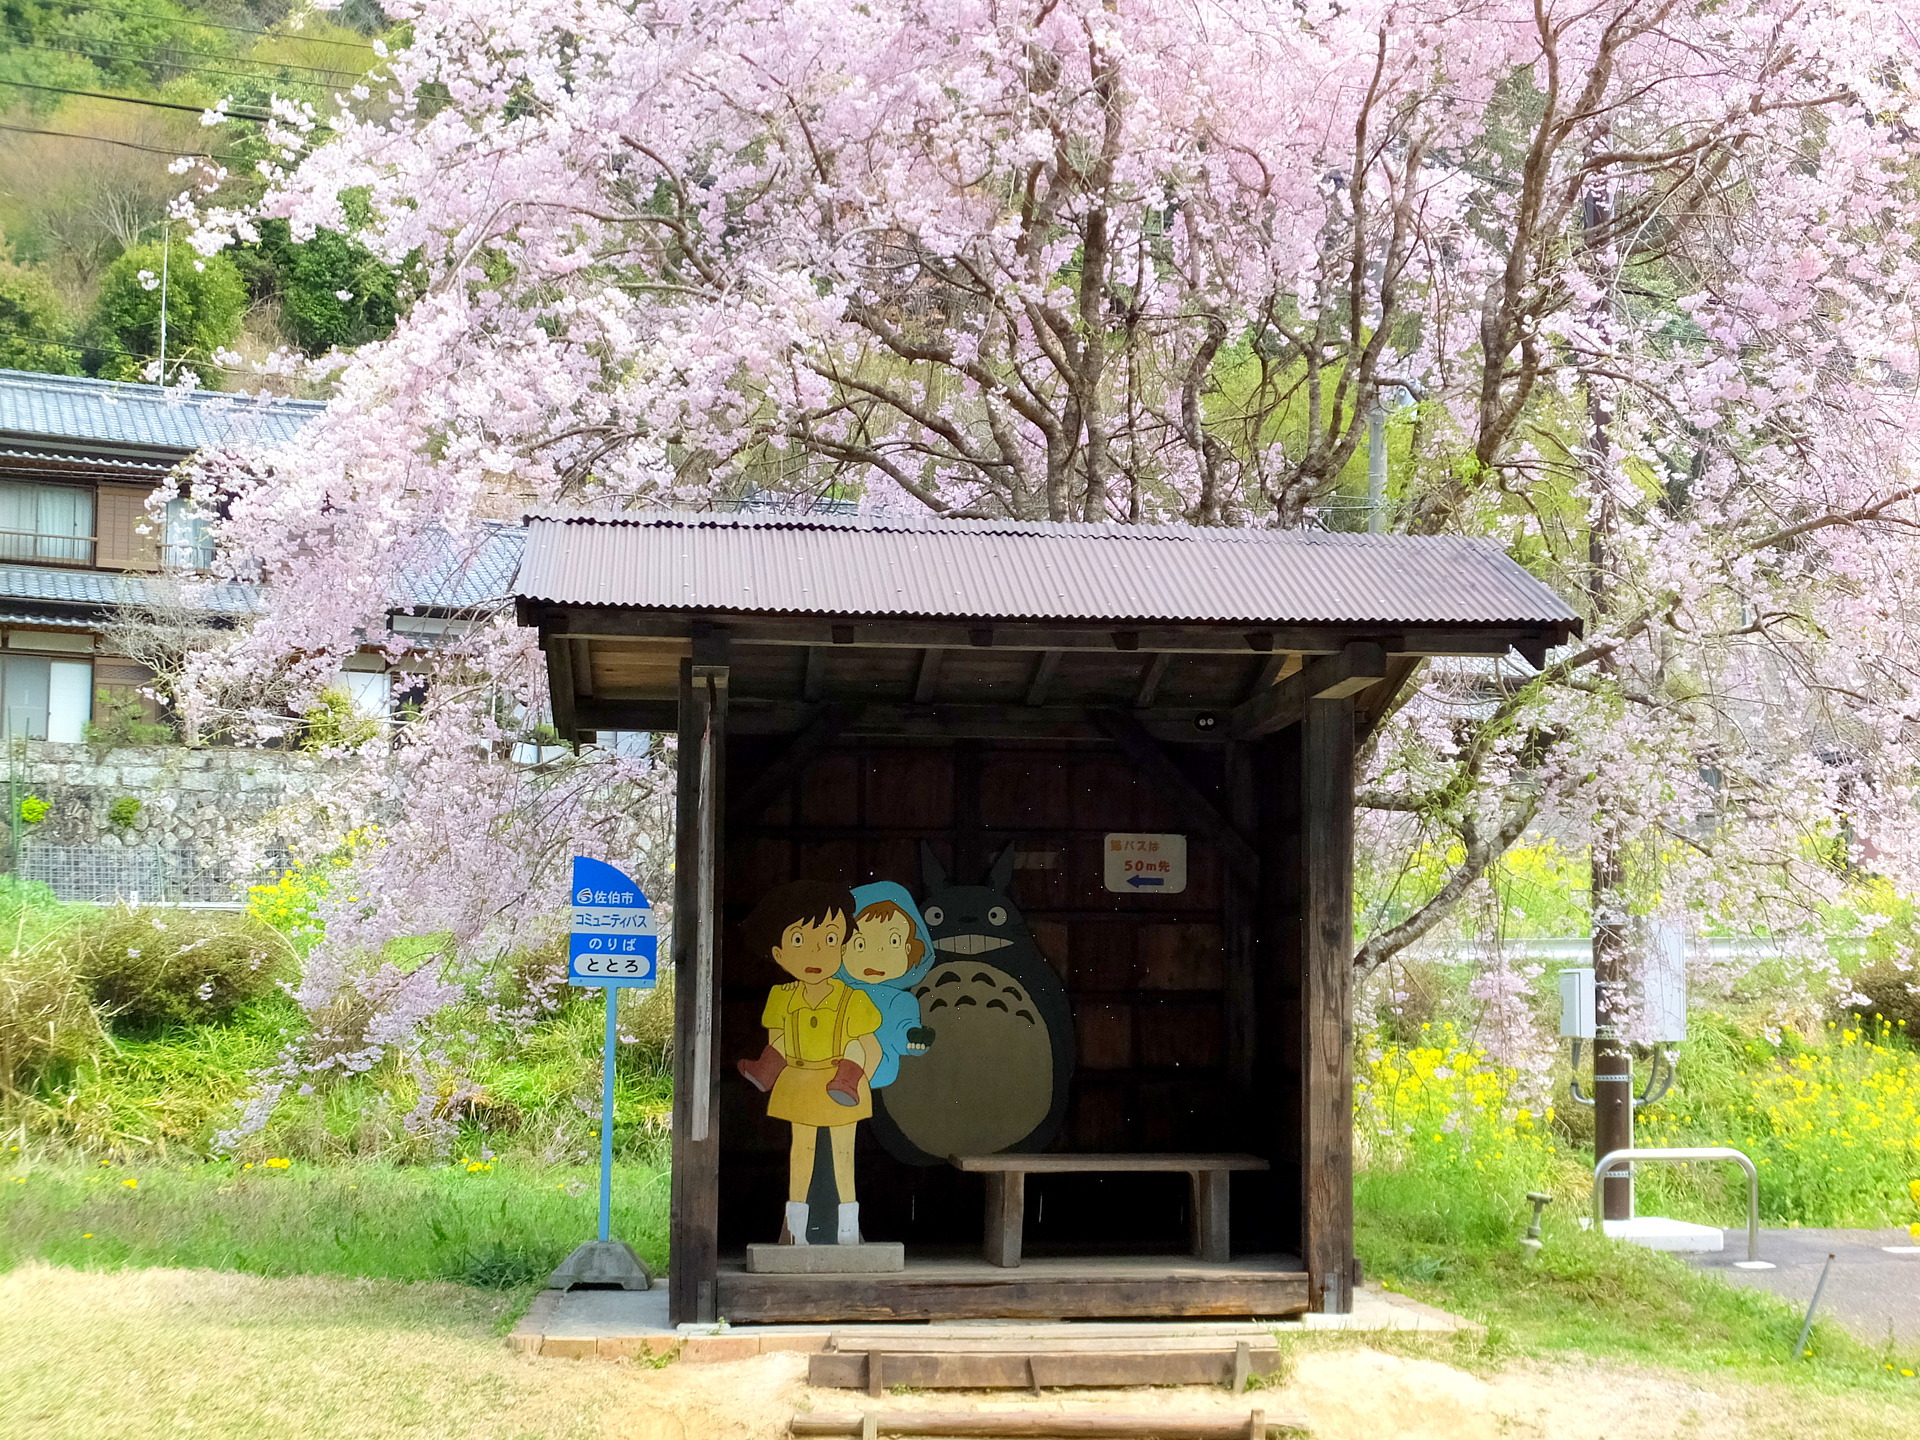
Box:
920, 840, 949, 892
988, 840, 1018, 893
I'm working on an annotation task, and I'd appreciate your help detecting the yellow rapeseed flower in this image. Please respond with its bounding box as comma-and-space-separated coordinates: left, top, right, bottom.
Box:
121, 1178, 137, 1189
264, 1158, 291, 1169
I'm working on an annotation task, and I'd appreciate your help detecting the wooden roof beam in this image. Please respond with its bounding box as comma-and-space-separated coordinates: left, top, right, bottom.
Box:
1230, 642, 1389, 739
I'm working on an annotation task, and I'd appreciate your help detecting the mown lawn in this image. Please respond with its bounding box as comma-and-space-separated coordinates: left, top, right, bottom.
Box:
0, 1154, 670, 1287
0, 1265, 641, 1440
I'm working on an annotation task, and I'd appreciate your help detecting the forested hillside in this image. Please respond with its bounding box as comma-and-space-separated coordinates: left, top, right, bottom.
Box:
0, 1, 399, 388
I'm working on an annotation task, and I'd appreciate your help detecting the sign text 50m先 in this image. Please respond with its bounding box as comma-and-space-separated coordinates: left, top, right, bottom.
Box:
1102, 832, 1188, 894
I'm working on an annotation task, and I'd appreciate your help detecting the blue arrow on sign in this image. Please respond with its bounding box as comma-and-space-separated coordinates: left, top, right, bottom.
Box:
1128, 873, 1166, 888
568, 855, 656, 988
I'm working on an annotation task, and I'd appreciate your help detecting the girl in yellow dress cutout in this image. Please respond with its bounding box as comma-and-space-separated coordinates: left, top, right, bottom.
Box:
737, 880, 882, 1245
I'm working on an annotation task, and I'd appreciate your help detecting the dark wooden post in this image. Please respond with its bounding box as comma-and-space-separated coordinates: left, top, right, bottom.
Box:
669, 629, 728, 1323
1301, 697, 1355, 1314
1222, 740, 1258, 1090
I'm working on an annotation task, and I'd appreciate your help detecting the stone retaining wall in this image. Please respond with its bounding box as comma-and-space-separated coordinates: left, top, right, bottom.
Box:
1, 741, 346, 900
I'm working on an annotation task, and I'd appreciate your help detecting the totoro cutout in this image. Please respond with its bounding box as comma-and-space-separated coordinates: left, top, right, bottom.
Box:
870, 841, 1075, 1166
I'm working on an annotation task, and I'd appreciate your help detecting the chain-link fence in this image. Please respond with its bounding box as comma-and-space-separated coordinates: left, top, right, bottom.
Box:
11, 842, 280, 907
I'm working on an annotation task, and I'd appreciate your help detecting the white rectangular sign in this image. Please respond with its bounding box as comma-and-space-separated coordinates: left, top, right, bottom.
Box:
1103, 832, 1187, 894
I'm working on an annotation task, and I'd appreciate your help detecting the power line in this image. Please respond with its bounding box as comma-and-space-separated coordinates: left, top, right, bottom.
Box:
10, 39, 360, 96
0, 78, 277, 122
72, 1, 381, 53
0, 119, 234, 159
16, 33, 370, 88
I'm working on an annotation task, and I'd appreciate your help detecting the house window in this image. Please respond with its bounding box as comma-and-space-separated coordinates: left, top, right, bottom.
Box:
0, 482, 95, 565
162, 498, 215, 571
0, 655, 92, 741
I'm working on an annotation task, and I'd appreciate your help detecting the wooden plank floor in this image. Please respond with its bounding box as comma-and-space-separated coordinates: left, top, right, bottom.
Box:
717, 1253, 1309, 1324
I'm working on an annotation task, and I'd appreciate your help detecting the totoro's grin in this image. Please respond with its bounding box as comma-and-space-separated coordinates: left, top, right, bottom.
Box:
934, 933, 1013, 954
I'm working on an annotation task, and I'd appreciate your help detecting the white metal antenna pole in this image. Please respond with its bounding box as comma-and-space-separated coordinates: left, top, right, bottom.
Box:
157, 221, 170, 382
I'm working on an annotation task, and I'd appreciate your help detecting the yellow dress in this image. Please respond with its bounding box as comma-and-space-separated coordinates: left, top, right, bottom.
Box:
763, 978, 882, 1126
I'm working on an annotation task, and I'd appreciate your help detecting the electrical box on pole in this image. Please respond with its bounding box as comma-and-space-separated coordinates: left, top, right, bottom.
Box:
1559, 967, 1596, 1039
1642, 920, 1688, 1044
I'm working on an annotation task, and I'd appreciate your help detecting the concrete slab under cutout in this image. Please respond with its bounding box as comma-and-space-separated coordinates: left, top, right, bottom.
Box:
1601, 1215, 1725, 1253
746, 1242, 905, 1274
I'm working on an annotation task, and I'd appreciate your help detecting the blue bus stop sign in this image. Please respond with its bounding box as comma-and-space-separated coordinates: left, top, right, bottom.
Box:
568, 856, 656, 988
561, 855, 659, 1274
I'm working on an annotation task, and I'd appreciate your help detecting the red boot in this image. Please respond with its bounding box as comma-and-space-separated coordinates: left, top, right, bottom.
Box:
737, 1044, 788, 1093
827, 1058, 865, 1107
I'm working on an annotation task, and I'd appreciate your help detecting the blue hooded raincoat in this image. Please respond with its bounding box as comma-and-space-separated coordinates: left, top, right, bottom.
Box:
838, 881, 937, 1089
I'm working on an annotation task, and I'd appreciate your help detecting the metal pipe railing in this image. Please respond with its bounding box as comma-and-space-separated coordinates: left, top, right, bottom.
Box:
1591, 1146, 1763, 1264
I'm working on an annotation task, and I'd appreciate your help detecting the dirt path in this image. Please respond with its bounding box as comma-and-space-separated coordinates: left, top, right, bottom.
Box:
605, 1344, 1917, 1440
1, 1265, 1912, 1440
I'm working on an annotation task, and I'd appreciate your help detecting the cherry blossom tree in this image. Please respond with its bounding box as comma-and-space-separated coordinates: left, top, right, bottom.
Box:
176, 0, 1920, 1103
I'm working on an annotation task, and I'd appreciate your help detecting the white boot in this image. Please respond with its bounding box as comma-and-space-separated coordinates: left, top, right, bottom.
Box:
785, 1201, 810, 1245
836, 1201, 862, 1245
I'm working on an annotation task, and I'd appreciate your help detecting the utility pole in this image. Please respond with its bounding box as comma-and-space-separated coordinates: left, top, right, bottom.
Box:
1365, 400, 1387, 533
1583, 166, 1633, 1221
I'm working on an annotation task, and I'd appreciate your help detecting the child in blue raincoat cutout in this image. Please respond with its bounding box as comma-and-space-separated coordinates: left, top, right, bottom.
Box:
838, 881, 936, 1087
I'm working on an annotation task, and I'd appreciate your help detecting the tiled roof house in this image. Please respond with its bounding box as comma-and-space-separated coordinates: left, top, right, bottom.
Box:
0, 368, 523, 740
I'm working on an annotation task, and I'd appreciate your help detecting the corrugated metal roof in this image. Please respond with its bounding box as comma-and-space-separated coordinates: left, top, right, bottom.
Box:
0, 369, 321, 458
515, 510, 1580, 628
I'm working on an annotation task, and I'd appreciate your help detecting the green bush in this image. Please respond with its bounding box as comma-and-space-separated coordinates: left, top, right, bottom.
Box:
106, 796, 143, 829
1842, 959, 1920, 1036
72, 906, 290, 1035
246, 828, 375, 950
237, 220, 401, 354
86, 240, 247, 385
17, 794, 50, 825
0, 937, 104, 1100
85, 688, 176, 746
299, 686, 383, 752
0, 248, 80, 375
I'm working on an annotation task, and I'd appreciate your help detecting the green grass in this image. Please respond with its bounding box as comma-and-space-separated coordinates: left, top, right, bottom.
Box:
0, 1155, 670, 1288
1356, 1164, 1920, 1392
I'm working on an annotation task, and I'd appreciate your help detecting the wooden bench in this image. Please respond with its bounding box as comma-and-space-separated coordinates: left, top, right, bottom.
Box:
950, 1153, 1270, 1267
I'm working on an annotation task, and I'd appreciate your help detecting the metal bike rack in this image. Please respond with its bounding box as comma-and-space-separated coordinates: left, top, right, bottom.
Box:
1591, 1146, 1766, 1265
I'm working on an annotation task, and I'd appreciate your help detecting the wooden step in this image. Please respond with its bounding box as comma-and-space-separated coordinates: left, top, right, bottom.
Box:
826, 1334, 1279, 1353
791, 1408, 1305, 1438
809, 1340, 1279, 1392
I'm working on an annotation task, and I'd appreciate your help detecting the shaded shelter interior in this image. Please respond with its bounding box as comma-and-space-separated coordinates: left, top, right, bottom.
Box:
723, 724, 1289, 1257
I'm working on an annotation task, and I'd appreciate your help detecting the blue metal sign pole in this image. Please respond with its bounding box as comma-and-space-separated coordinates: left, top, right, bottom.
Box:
547, 856, 657, 1292
599, 985, 617, 1243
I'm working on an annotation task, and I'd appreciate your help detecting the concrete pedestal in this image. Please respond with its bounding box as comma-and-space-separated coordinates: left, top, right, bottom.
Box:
1600, 1216, 1725, 1253
746, 1242, 906, 1274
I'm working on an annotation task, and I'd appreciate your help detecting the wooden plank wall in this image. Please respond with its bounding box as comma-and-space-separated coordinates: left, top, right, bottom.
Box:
720, 735, 1296, 1255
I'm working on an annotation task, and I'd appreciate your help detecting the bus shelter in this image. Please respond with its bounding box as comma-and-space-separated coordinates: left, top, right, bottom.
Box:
514, 510, 1578, 1326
